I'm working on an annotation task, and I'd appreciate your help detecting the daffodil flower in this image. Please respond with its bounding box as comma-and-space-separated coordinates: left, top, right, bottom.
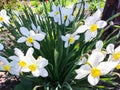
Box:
75, 52, 117, 86
26, 55, 48, 77
49, 5, 61, 23
76, 9, 107, 42
60, 7, 74, 26
0, 9, 10, 27
106, 44, 120, 61
17, 27, 46, 49
0, 43, 4, 50
61, 34, 80, 48
0, 56, 20, 75
9, 48, 34, 73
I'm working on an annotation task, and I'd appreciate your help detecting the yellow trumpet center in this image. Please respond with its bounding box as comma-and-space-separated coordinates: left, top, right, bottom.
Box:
3, 65, 10, 71
0, 16, 4, 21
64, 15, 67, 20
69, 37, 74, 43
27, 37, 34, 43
90, 24, 98, 32
116, 64, 120, 70
29, 64, 37, 71
19, 60, 27, 67
113, 53, 120, 60
91, 68, 101, 77
55, 11, 59, 15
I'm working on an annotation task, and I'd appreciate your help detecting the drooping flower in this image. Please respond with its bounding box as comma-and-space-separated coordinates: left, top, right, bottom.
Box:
0, 9, 10, 27
106, 44, 120, 61
75, 9, 107, 42
0, 43, 4, 50
61, 33, 80, 48
17, 27, 46, 49
75, 51, 117, 86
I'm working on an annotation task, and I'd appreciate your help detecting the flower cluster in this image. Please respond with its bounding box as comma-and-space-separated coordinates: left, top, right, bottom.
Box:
49, 5, 74, 26
0, 0, 119, 89
75, 40, 120, 86
0, 47, 48, 77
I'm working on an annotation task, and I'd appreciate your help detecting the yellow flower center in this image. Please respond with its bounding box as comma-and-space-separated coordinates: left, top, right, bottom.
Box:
91, 68, 101, 77
69, 37, 74, 43
55, 11, 59, 15
19, 60, 27, 67
27, 37, 34, 43
116, 64, 120, 69
29, 64, 37, 71
3, 65, 10, 71
90, 24, 98, 32
113, 53, 120, 60
64, 15, 67, 20
0, 16, 4, 22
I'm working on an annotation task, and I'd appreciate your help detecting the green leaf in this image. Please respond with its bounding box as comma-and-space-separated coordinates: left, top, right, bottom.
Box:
14, 83, 25, 90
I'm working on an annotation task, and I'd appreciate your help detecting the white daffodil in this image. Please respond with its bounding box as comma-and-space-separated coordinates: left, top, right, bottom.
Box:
10, 48, 48, 77
26, 55, 48, 77
0, 9, 10, 27
0, 43, 4, 50
61, 33, 80, 48
76, 9, 107, 42
9, 48, 34, 73
60, 7, 74, 26
17, 27, 46, 49
75, 52, 117, 86
0, 56, 20, 75
49, 5, 61, 23
106, 44, 120, 62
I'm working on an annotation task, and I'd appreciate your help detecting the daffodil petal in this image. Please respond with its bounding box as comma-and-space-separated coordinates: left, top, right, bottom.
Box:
9, 56, 19, 61
96, 20, 107, 28
20, 27, 29, 37
37, 58, 48, 68
32, 69, 40, 77
98, 62, 118, 75
33, 34, 45, 41
115, 45, 120, 52
96, 40, 103, 51
26, 42, 32, 46
88, 74, 100, 86
17, 37, 27, 43
39, 68, 48, 77
106, 44, 114, 54
75, 65, 91, 79
76, 25, 88, 34
88, 52, 105, 67
33, 41, 40, 49
14, 48, 24, 56
85, 30, 92, 42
